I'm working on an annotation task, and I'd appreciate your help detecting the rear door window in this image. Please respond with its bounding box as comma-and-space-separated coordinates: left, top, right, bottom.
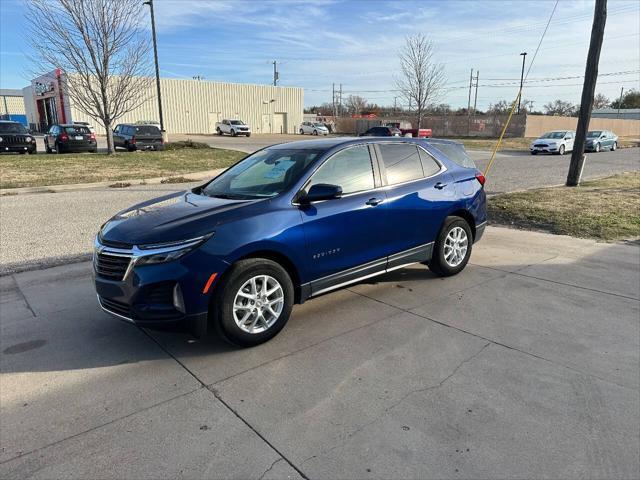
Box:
378, 143, 424, 185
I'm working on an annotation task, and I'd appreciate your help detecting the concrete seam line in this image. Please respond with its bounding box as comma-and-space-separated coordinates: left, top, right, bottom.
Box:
0, 387, 203, 466
137, 328, 310, 480
11, 274, 37, 318
348, 285, 637, 391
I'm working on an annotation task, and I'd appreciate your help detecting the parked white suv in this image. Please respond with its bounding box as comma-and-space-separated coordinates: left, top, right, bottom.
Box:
299, 121, 329, 136
216, 119, 251, 137
530, 130, 575, 155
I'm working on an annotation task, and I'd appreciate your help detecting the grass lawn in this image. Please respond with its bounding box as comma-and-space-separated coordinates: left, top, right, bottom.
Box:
0, 147, 245, 189
449, 136, 640, 151
488, 172, 640, 241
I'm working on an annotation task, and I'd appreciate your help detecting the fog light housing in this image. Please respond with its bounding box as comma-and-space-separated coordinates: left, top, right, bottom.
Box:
173, 284, 185, 314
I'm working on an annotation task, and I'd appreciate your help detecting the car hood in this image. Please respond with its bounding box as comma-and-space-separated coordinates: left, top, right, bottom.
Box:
99, 190, 261, 246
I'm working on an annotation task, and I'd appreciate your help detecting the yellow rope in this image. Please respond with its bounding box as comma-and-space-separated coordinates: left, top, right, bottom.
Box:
483, 89, 521, 178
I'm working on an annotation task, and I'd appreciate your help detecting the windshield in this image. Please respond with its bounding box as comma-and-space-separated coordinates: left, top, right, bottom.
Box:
230, 120, 244, 125
540, 131, 566, 139
202, 148, 324, 199
0, 123, 27, 134
313, 123, 325, 127
587, 131, 602, 137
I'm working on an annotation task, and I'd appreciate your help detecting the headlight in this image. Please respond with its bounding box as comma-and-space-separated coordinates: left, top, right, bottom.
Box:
135, 234, 213, 266
26, 137, 32, 142
0, 137, 3, 142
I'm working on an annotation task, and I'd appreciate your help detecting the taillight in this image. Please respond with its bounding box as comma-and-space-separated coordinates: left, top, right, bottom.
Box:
130, 136, 136, 145
475, 172, 486, 186
60, 133, 69, 142
90, 133, 96, 141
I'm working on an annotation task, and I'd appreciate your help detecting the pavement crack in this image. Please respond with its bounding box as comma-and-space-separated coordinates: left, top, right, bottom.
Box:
258, 457, 283, 480
11, 274, 37, 318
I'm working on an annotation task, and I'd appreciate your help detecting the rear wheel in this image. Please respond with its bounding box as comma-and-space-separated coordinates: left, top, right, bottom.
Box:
53, 142, 60, 154
428, 216, 473, 277
611, 141, 617, 151
212, 259, 294, 347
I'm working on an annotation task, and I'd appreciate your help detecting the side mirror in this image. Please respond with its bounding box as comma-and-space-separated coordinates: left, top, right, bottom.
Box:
299, 184, 342, 205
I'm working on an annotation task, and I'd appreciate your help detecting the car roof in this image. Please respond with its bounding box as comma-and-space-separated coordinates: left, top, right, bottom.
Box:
268, 136, 452, 150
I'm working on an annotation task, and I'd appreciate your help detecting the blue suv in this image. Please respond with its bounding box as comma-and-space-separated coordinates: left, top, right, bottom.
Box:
94, 137, 486, 346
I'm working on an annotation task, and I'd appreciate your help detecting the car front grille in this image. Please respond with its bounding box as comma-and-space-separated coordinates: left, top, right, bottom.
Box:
99, 296, 132, 318
95, 252, 131, 281
145, 282, 175, 305
2, 135, 27, 145
534, 143, 548, 148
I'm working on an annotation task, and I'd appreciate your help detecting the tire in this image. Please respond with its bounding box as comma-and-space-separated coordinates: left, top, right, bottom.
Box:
594, 143, 601, 153
428, 216, 473, 277
530, 151, 537, 155
217, 128, 222, 136
246, 133, 251, 138
19, 151, 26, 154
53, 142, 60, 154
299, 129, 304, 135
313, 130, 318, 136
45, 140, 51, 154
611, 141, 617, 151
212, 258, 294, 347
231, 129, 237, 137
557, 144, 565, 155
90, 149, 97, 153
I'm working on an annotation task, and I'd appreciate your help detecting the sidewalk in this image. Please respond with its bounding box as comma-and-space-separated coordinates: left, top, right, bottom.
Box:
1, 226, 638, 479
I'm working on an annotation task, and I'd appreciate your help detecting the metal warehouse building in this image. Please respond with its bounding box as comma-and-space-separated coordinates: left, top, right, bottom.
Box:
23, 70, 304, 135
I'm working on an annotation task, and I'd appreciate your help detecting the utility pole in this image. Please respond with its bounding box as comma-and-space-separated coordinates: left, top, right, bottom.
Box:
567, 0, 607, 187
517, 52, 527, 114
272, 61, 278, 86
332, 83, 336, 118
144, 0, 164, 134
616, 86, 624, 118
473, 70, 479, 115
467, 68, 473, 135
339, 84, 343, 117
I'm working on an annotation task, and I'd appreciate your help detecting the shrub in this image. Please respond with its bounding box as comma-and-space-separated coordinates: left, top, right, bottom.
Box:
164, 140, 210, 150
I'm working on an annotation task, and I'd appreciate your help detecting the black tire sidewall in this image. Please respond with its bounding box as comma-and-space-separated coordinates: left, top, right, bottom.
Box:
215, 259, 294, 347
558, 145, 565, 155
430, 217, 473, 277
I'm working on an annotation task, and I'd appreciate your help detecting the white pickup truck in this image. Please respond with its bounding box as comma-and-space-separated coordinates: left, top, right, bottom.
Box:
215, 119, 251, 137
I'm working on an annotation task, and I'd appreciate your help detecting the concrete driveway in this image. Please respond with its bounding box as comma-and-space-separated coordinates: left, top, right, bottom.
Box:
1, 226, 638, 479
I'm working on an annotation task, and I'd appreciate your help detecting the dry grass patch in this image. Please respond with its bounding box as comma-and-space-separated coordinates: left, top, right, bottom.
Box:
0, 147, 244, 189
488, 172, 640, 241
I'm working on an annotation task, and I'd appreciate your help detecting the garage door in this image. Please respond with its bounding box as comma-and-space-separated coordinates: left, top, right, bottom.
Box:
273, 113, 287, 134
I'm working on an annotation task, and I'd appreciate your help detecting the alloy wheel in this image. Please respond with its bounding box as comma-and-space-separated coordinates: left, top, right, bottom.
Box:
233, 275, 284, 334
444, 227, 469, 268
595, 143, 600, 152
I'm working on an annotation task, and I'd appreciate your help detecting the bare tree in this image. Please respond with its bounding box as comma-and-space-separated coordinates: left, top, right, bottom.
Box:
395, 34, 445, 129
593, 93, 610, 109
26, 0, 153, 153
345, 95, 368, 115
543, 99, 576, 116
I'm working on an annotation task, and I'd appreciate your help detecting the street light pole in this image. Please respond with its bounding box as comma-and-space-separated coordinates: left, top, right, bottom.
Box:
144, 0, 164, 134
518, 52, 527, 114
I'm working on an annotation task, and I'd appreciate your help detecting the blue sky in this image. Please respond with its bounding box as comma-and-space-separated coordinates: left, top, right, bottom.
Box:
1, 0, 639, 110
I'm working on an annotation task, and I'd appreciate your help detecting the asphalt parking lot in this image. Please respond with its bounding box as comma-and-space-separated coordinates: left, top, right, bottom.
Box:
1, 226, 638, 479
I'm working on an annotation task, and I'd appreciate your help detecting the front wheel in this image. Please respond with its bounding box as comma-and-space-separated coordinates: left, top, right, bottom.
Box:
246, 133, 251, 137
557, 144, 565, 155
299, 129, 304, 135
217, 128, 222, 136
594, 143, 601, 153
313, 130, 318, 135
231, 129, 237, 137
212, 259, 294, 347
428, 217, 473, 277
611, 141, 617, 151
530, 151, 537, 155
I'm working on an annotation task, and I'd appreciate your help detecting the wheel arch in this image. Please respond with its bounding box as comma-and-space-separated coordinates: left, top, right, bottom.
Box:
448, 209, 476, 240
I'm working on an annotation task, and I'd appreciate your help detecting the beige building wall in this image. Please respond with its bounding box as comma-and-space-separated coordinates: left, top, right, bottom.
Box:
67, 77, 303, 135
1, 95, 26, 115
524, 114, 640, 137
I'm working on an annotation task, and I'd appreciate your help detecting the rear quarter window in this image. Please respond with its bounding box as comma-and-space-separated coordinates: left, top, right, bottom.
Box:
429, 143, 476, 169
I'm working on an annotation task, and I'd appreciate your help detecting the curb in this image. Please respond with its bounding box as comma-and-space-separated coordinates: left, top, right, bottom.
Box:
0, 168, 225, 196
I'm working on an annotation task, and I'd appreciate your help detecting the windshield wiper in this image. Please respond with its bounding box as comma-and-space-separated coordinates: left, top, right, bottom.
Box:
207, 193, 249, 200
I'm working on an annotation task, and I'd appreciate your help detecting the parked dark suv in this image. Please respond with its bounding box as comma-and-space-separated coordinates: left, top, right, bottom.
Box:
0, 121, 37, 154
113, 124, 164, 151
94, 137, 486, 347
361, 126, 402, 137
44, 124, 97, 153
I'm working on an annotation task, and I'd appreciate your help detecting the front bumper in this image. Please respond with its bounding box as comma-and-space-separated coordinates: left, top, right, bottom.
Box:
1, 144, 36, 153
530, 145, 558, 154
93, 239, 230, 329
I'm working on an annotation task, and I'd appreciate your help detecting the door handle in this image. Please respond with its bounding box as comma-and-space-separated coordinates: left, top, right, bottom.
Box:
366, 197, 383, 206
434, 182, 447, 190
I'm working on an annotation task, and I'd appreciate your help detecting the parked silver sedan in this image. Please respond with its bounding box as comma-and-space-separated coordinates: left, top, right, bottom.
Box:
585, 130, 618, 152
299, 122, 329, 135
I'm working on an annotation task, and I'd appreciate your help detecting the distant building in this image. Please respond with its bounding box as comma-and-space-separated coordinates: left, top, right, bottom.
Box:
22, 70, 304, 135
0, 88, 27, 126
592, 108, 640, 120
